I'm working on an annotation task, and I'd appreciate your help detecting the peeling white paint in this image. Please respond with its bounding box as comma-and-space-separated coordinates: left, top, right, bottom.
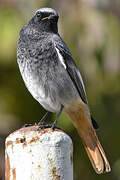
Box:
5, 126, 73, 180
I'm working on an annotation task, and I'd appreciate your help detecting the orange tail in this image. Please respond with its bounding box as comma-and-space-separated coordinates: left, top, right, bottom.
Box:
65, 100, 111, 174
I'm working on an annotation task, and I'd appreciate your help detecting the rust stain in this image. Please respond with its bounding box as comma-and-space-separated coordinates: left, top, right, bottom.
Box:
6, 140, 14, 150
52, 167, 60, 180
18, 126, 42, 135
20, 137, 27, 147
6, 126, 63, 143
23, 141, 27, 148
12, 168, 16, 180
5, 153, 10, 180
29, 136, 40, 144
20, 137, 26, 143
41, 127, 62, 134
19, 125, 63, 136
15, 137, 26, 144
38, 165, 41, 168
16, 138, 20, 144
15, 137, 27, 147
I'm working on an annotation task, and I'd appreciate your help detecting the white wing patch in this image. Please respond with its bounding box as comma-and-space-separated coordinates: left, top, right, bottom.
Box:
55, 47, 66, 69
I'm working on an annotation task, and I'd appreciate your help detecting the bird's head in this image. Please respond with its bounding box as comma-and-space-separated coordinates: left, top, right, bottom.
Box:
29, 8, 59, 33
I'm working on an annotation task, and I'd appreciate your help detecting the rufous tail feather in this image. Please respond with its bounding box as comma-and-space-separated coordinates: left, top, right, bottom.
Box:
65, 100, 111, 174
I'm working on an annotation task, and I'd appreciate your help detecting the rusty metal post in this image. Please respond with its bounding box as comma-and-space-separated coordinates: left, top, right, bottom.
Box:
5, 126, 73, 180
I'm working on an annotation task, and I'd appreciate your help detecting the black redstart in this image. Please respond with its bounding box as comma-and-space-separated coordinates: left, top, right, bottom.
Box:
17, 8, 111, 174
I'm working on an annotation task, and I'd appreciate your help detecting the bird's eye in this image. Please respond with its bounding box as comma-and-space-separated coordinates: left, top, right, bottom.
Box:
36, 12, 41, 18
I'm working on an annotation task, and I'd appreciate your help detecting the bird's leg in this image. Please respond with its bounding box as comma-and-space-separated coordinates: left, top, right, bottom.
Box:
38, 111, 49, 126
51, 105, 64, 130
22, 112, 49, 128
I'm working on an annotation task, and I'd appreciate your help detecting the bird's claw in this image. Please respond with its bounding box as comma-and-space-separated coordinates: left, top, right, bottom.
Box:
22, 123, 33, 128
37, 123, 62, 131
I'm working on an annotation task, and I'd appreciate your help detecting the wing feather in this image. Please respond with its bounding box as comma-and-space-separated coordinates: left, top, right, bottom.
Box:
54, 35, 99, 129
54, 38, 88, 104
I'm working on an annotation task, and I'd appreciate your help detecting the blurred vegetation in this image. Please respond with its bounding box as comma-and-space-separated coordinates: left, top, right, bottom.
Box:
0, 0, 120, 179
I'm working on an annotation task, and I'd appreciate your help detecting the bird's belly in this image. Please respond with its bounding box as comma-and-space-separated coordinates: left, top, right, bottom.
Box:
21, 65, 79, 112
21, 71, 59, 112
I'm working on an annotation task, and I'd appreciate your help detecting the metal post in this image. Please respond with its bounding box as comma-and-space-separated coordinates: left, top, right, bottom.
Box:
5, 126, 73, 180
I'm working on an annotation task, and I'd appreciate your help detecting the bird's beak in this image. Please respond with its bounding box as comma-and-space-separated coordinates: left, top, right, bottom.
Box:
41, 16, 49, 21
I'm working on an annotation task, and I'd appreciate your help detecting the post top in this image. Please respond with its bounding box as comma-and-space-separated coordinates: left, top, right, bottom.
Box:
6, 125, 72, 148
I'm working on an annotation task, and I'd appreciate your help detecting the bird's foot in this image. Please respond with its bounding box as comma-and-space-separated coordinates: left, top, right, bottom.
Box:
51, 105, 64, 130
38, 112, 49, 126
22, 123, 33, 128
37, 123, 62, 131
51, 122, 57, 130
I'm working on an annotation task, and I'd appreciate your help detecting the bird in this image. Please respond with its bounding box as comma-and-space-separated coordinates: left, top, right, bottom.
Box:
17, 7, 111, 174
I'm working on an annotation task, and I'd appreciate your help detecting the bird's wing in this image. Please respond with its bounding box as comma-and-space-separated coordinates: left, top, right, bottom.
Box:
54, 36, 88, 104
54, 35, 99, 130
